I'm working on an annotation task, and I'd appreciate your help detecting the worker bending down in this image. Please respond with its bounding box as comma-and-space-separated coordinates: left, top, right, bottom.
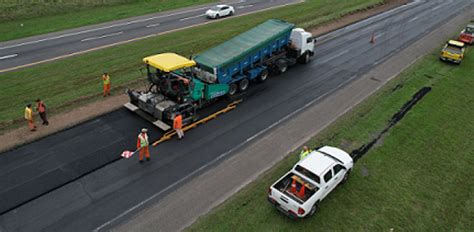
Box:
174, 114, 184, 139
137, 128, 150, 163
299, 146, 312, 160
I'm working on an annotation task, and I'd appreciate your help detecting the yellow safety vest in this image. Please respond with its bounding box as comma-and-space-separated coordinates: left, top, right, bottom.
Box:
138, 133, 149, 148
299, 150, 312, 160
102, 74, 110, 85
24, 107, 32, 120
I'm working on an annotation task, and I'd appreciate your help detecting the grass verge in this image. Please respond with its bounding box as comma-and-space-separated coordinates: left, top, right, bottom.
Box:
0, 0, 216, 42
0, 0, 383, 133
187, 48, 474, 230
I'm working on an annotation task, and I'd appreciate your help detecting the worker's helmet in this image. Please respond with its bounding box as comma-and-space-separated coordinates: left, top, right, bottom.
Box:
141, 128, 148, 133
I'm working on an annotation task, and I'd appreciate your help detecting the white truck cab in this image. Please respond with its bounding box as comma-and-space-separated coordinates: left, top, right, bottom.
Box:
268, 146, 353, 219
290, 28, 315, 63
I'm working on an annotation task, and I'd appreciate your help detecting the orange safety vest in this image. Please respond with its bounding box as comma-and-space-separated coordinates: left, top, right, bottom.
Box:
102, 74, 110, 85
173, 115, 182, 129
37, 102, 46, 113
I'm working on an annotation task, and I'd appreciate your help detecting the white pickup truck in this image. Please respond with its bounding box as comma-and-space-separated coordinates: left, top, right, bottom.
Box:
267, 146, 353, 219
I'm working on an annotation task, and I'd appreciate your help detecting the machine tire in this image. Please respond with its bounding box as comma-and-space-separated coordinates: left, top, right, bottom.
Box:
215, 14, 220, 19
238, 78, 249, 92
308, 201, 320, 217
228, 83, 238, 96
229, 11, 234, 16
257, 69, 269, 82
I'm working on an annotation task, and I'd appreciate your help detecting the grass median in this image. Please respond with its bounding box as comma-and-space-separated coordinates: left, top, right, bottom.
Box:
187, 48, 474, 230
0, 0, 383, 133
0, 0, 216, 42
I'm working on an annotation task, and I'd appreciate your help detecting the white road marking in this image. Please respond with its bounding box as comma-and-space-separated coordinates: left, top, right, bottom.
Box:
0, 6, 209, 50
408, 16, 419, 22
375, 32, 385, 39
433, 5, 441, 10
94, 72, 359, 232
0, 54, 18, 60
319, 49, 349, 64
146, 23, 161, 28
237, 4, 253, 9
179, 14, 206, 21
81, 32, 123, 42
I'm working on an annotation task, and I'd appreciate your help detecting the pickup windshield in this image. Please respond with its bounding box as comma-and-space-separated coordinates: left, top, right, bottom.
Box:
295, 165, 320, 184
466, 26, 474, 34
274, 173, 318, 204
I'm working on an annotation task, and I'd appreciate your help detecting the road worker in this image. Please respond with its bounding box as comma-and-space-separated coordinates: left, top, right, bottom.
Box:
299, 146, 312, 160
137, 128, 150, 163
173, 113, 184, 139
24, 104, 36, 131
36, 99, 49, 125
102, 72, 111, 97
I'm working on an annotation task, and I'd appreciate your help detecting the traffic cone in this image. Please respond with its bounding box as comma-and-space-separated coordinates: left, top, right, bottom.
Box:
291, 179, 297, 193
297, 184, 306, 198
370, 32, 376, 44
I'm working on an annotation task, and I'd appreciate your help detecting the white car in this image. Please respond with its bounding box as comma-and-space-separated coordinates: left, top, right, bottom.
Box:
268, 146, 353, 219
205, 5, 234, 19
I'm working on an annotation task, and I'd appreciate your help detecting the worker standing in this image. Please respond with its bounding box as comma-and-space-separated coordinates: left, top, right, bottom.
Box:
299, 146, 312, 160
24, 104, 37, 131
36, 99, 49, 125
102, 72, 111, 97
173, 114, 184, 139
137, 128, 150, 163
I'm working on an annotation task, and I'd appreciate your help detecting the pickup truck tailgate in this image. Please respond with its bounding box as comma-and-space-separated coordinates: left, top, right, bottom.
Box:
268, 187, 301, 217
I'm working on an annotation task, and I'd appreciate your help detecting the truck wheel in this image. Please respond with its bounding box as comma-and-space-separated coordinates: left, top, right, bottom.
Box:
308, 201, 320, 217
300, 53, 310, 64
257, 69, 269, 82
279, 64, 288, 74
228, 83, 238, 96
239, 78, 249, 92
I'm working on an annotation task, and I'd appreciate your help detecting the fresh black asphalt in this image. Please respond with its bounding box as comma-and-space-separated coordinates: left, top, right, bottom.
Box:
0, 0, 472, 231
0, 0, 297, 73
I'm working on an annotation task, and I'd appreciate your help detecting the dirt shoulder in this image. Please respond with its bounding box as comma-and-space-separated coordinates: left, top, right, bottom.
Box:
0, 0, 408, 153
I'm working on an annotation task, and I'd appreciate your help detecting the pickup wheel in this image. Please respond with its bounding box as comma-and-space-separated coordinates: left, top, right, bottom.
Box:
341, 169, 351, 184
256, 69, 269, 83
228, 83, 238, 96
215, 14, 220, 19
238, 78, 249, 92
279, 63, 288, 73
308, 201, 320, 217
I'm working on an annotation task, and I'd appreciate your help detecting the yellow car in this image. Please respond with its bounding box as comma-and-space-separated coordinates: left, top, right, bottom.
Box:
440, 40, 465, 64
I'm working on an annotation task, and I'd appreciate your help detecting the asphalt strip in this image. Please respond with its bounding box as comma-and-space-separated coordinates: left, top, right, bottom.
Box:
350, 86, 432, 162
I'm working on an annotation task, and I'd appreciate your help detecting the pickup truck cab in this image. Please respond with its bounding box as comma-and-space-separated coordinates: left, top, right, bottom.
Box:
268, 146, 353, 219
440, 40, 465, 64
459, 24, 474, 45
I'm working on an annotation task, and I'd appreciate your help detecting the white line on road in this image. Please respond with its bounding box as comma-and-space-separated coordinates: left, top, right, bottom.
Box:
94, 72, 359, 232
319, 49, 349, 64
408, 16, 419, 22
237, 4, 254, 9
0, 54, 18, 60
375, 32, 385, 39
81, 32, 123, 42
146, 23, 161, 28
0, 6, 210, 50
179, 14, 206, 21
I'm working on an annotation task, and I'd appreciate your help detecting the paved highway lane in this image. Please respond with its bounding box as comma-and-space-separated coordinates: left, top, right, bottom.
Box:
0, 0, 472, 231
0, 0, 298, 73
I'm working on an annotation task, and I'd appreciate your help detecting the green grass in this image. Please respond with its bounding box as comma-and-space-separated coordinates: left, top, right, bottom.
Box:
187, 48, 474, 231
0, 0, 216, 42
0, 0, 382, 132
